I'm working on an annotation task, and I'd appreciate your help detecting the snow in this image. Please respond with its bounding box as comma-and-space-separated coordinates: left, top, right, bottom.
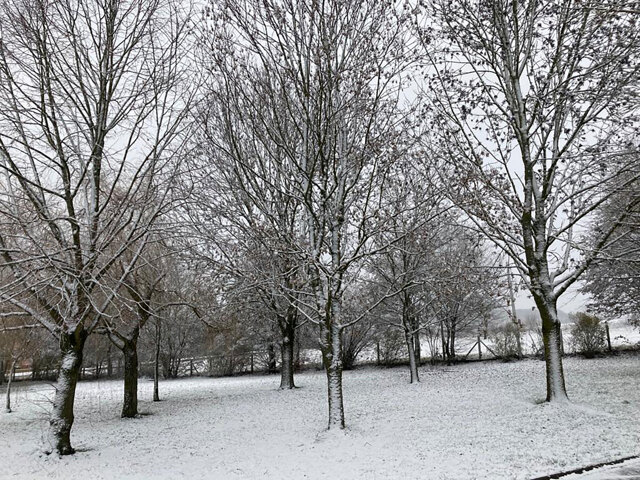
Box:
563, 457, 640, 479
606, 320, 640, 350
2, 354, 640, 479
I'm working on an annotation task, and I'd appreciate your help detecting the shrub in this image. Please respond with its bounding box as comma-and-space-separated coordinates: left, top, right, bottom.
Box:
491, 323, 521, 359
570, 312, 606, 358
375, 328, 405, 366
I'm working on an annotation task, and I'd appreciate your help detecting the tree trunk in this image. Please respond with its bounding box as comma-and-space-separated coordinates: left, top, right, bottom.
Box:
0, 359, 5, 385
279, 309, 297, 389
5, 358, 17, 413
162, 355, 170, 379
413, 332, 421, 367
153, 321, 160, 402
106, 344, 113, 378
49, 330, 86, 455
280, 335, 296, 389
404, 292, 421, 367
449, 325, 456, 362
508, 266, 523, 358
122, 339, 139, 418
440, 321, 447, 362
294, 334, 301, 372
321, 324, 345, 430
515, 327, 523, 359
267, 342, 277, 374
536, 296, 568, 402
405, 330, 419, 383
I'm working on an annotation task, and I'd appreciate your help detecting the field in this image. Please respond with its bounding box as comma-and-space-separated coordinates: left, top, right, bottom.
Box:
2, 353, 640, 480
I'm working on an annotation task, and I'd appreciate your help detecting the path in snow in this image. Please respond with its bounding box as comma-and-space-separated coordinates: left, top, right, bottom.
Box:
563, 458, 640, 479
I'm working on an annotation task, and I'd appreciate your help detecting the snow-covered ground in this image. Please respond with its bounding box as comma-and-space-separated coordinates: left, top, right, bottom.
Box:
565, 457, 640, 480
605, 319, 640, 351
1, 353, 639, 480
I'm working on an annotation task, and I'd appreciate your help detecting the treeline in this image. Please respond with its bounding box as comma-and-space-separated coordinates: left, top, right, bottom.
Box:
0, 0, 638, 456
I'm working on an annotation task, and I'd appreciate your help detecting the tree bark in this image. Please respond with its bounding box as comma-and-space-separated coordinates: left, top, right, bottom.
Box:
405, 331, 419, 383
121, 339, 139, 418
294, 334, 301, 372
535, 295, 568, 402
508, 268, 523, 358
267, 342, 277, 374
153, 321, 161, 402
5, 358, 17, 413
515, 328, 523, 359
321, 324, 345, 430
106, 344, 113, 378
449, 324, 456, 362
279, 308, 297, 389
48, 330, 86, 455
440, 321, 447, 362
413, 332, 421, 367
402, 296, 419, 382
280, 335, 296, 389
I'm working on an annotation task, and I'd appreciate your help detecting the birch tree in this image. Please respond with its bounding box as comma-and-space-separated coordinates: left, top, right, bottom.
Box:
421, 0, 640, 401
0, 0, 195, 454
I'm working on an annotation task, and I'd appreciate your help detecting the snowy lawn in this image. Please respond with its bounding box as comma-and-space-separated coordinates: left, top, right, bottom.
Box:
1, 354, 639, 480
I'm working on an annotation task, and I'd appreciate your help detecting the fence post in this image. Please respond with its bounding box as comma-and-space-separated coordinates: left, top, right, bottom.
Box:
605, 321, 612, 352
477, 335, 482, 360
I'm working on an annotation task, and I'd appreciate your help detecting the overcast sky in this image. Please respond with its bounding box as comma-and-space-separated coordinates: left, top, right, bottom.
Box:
515, 282, 590, 314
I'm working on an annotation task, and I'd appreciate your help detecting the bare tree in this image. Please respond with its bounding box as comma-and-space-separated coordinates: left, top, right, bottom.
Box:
205, 0, 420, 429
0, 0, 196, 454
183, 143, 304, 389
338, 287, 378, 371
427, 229, 502, 363
101, 252, 164, 418
420, 0, 640, 401
0, 313, 41, 413
582, 166, 640, 322
368, 161, 449, 383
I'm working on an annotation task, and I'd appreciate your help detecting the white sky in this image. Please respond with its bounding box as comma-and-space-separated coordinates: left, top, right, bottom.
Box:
515, 282, 590, 314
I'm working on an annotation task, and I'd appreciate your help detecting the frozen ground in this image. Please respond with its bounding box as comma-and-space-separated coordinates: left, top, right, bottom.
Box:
1, 354, 639, 480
